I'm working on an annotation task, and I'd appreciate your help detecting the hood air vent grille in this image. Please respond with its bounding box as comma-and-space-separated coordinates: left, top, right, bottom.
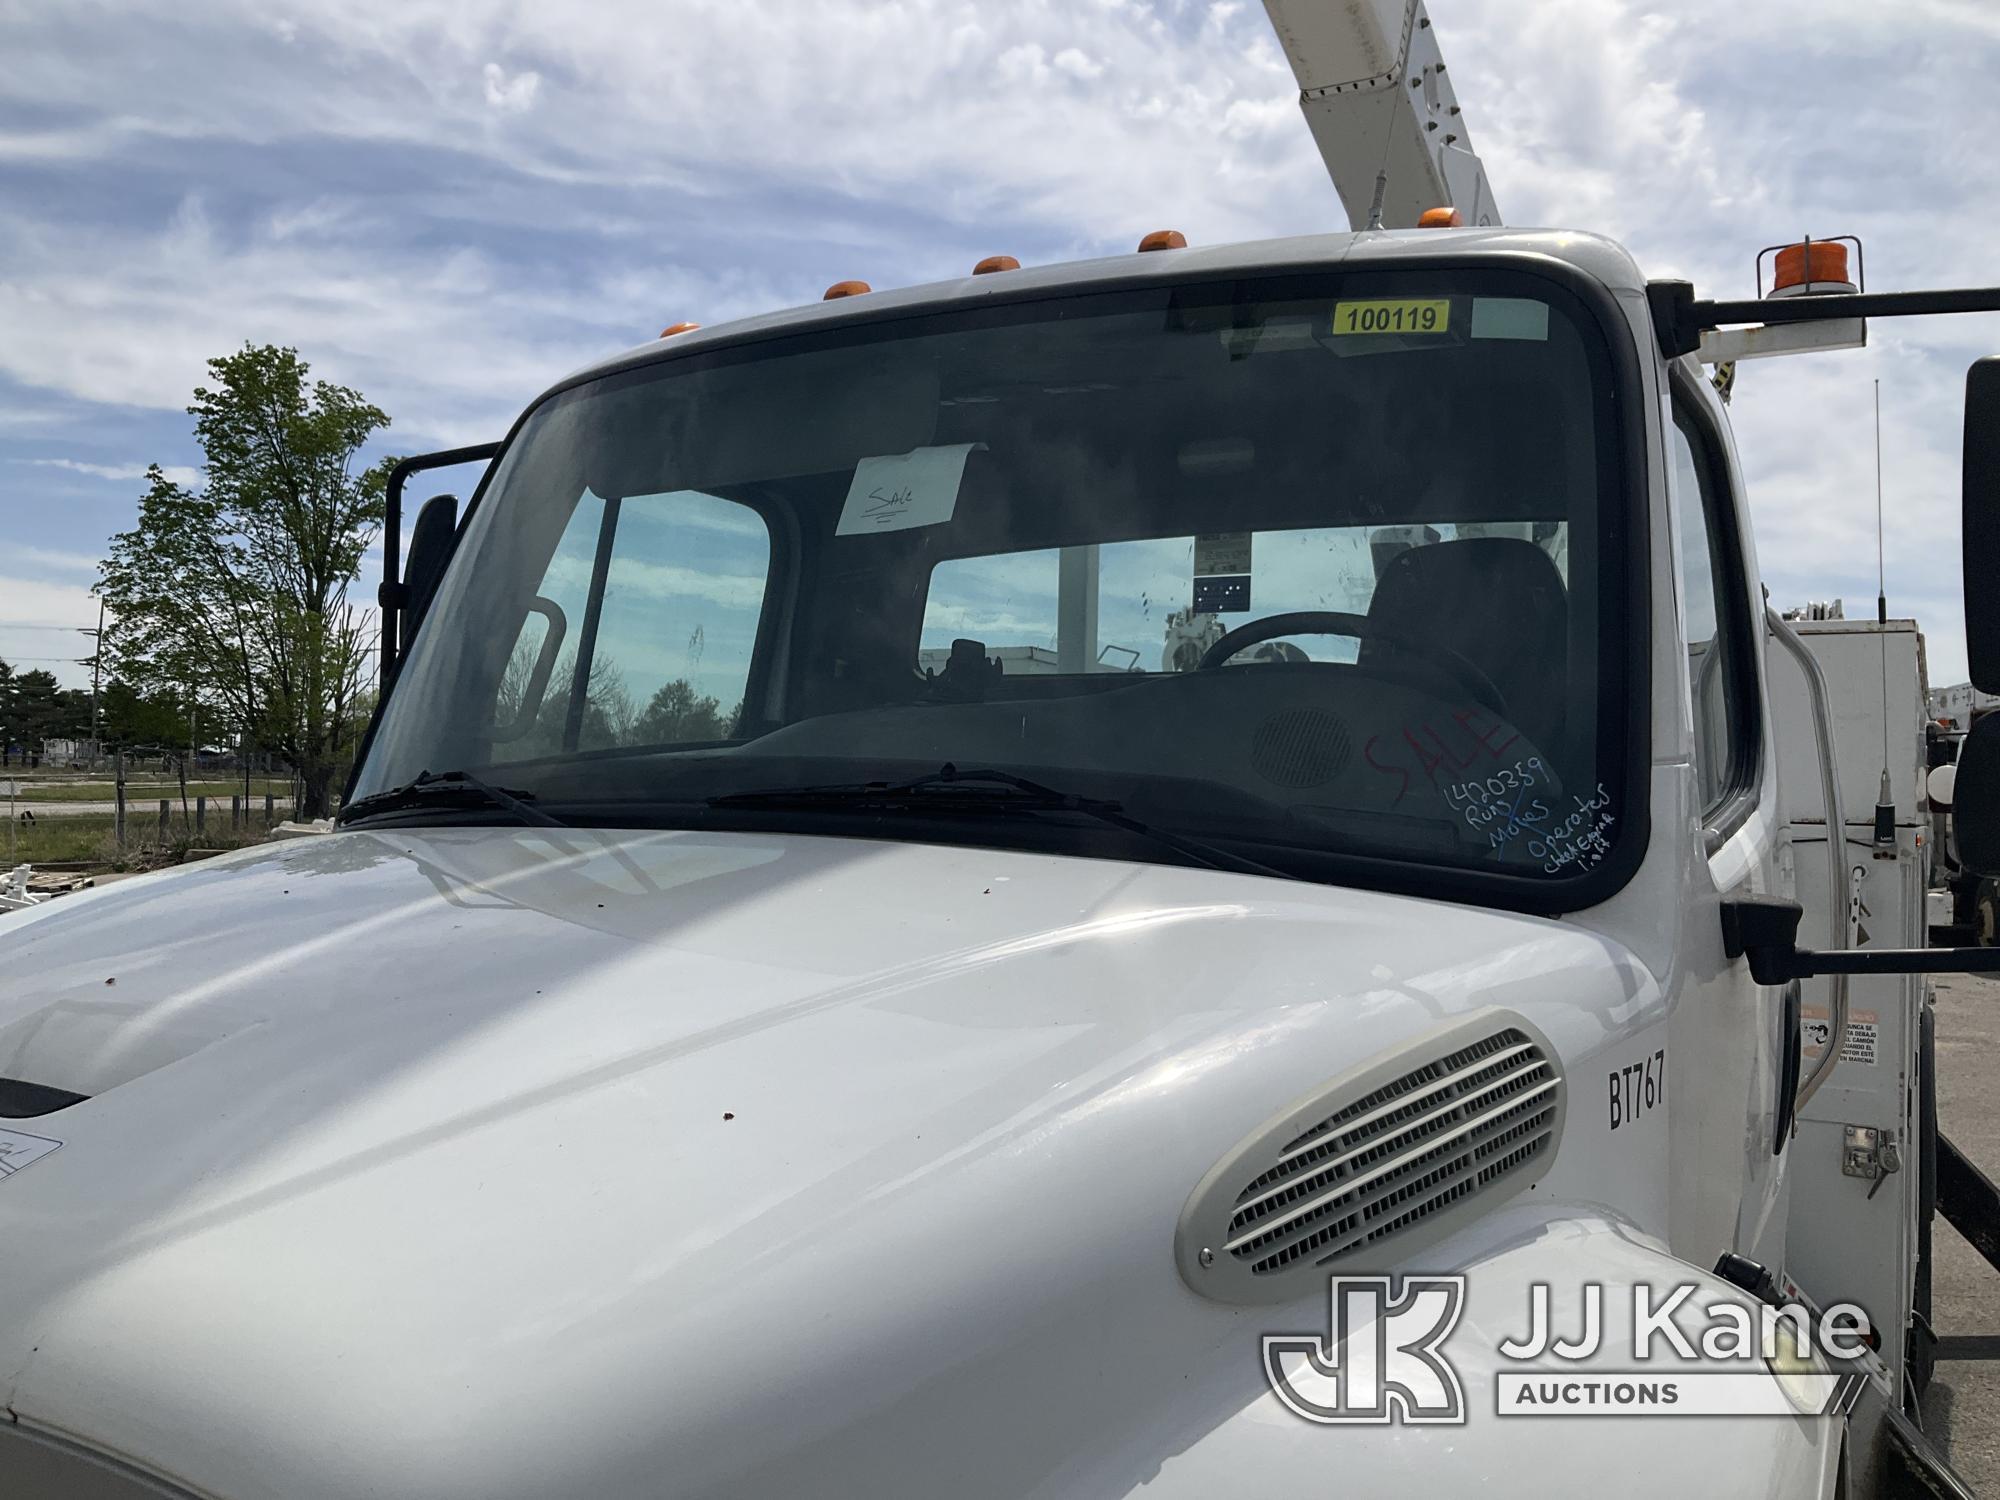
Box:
1230, 1028, 1557, 1273
1175, 1009, 1565, 1304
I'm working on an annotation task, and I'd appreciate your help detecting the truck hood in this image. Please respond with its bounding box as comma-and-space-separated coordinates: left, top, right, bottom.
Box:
0, 826, 1662, 1498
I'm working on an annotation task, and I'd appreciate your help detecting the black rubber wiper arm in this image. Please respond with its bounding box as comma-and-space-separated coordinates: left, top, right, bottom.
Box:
339, 768, 566, 828
711, 763, 1286, 879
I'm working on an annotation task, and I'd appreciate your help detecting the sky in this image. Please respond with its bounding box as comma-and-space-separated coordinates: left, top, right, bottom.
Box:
4, 0, 1999, 691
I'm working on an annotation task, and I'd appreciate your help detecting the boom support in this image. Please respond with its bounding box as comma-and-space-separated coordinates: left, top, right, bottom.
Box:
1262, 0, 1500, 230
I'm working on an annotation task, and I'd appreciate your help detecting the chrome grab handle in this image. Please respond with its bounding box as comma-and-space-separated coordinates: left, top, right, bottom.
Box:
1766, 606, 1850, 1117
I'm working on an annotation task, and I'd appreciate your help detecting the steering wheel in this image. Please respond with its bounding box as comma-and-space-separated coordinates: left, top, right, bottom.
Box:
1196, 610, 1508, 718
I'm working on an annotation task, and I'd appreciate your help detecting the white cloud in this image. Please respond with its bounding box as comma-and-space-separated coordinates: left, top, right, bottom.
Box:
10, 544, 104, 577
0, 574, 101, 687
21, 458, 201, 487
482, 62, 541, 114
544, 552, 767, 612
920, 603, 1057, 642
0, 574, 98, 626
0, 403, 81, 432
1448, 2, 1739, 254
997, 42, 1051, 84
1051, 47, 1104, 81
3, 0, 1328, 244
0, 2, 1331, 435
265, 196, 358, 242
0, 194, 790, 445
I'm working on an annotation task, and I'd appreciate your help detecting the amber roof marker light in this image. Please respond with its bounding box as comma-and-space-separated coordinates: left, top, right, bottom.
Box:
972, 255, 1020, 275
1136, 229, 1187, 252
823, 280, 872, 300
1417, 207, 1464, 228
657, 322, 700, 339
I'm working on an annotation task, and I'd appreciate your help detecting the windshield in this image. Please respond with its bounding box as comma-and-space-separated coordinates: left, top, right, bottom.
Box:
355, 267, 1636, 896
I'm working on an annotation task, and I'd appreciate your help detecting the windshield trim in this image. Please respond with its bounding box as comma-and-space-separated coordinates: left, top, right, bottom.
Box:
348, 250, 1654, 918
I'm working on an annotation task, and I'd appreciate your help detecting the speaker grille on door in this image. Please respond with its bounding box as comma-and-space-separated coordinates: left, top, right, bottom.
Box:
1249, 708, 1352, 788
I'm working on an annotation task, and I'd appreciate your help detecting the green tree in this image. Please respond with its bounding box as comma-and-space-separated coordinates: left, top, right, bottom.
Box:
0, 661, 91, 756
634, 679, 728, 744
525, 654, 636, 755
99, 344, 392, 817
99, 678, 193, 749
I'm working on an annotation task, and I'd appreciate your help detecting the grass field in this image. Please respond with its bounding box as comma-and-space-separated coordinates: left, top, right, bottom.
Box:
4, 778, 289, 805
5, 810, 276, 868
4, 812, 119, 864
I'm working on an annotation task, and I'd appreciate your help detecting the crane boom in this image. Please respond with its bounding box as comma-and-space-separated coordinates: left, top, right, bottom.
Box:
1262, 0, 1500, 230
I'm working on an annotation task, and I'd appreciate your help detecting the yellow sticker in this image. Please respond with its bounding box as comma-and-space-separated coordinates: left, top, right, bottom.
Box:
1331, 298, 1451, 336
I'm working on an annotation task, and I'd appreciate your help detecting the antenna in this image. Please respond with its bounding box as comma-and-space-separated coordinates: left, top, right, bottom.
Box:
1364, 170, 1390, 232
1873, 379, 1896, 852
1361, 29, 1401, 234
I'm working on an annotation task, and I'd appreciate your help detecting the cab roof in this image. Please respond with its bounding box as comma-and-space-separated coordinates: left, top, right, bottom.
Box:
538, 226, 1649, 407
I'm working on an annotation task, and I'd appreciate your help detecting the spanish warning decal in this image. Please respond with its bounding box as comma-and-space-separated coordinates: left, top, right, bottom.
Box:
1800, 1006, 1879, 1068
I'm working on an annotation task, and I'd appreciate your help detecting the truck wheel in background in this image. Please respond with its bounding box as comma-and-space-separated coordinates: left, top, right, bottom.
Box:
1976, 879, 2000, 946
1951, 871, 1979, 932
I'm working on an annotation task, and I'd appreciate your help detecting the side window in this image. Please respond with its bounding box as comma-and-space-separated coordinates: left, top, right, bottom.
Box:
1669, 404, 1755, 819
498, 490, 772, 756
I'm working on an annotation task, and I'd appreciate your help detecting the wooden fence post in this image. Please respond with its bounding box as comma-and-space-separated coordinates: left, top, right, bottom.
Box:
114, 750, 126, 846
157, 799, 169, 839
195, 796, 206, 837
264, 792, 275, 825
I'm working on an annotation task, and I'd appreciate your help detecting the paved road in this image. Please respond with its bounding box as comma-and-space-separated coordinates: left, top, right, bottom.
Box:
1924, 972, 2000, 1492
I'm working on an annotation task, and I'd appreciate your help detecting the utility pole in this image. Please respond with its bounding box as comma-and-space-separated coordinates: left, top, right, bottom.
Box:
83, 597, 105, 766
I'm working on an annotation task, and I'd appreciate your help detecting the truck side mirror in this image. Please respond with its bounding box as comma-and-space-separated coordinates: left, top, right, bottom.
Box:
400, 492, 460, 658
1954, 717, 2000, 873
1728, 356, 2000, 981
1963, 357, 2000, 686
1956, 358, 2000, 868
376, 441, 499, 691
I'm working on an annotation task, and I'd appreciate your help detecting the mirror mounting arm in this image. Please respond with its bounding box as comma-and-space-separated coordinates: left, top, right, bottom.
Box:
1722, 895, 2000, 982
1798, 947, 2000, 976
381, 441, 502, 690
1696, 284, 2000, 331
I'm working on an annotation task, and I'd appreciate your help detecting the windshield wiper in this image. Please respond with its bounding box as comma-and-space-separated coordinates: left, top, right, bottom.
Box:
339, 769, 566, 828
710, 763, 1286, 878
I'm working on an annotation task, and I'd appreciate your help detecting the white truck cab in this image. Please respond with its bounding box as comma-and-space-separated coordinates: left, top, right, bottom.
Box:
6, 223, 2000, 1499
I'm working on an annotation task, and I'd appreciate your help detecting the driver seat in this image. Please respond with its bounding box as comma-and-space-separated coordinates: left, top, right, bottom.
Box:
1359, 537, 1570, 757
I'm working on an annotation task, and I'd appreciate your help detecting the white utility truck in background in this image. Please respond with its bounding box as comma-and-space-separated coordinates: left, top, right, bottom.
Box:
10, 2, 2000, 1496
